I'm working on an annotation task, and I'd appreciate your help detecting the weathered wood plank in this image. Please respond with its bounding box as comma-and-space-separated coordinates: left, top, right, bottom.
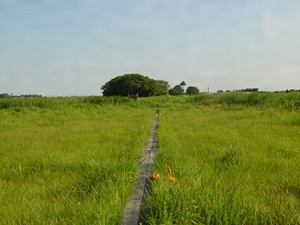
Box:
122, 114, 159, 225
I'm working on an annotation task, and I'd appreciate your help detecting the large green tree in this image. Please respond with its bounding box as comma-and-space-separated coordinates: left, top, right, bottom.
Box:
101, 73, 169, 97
186, 86, 200, 95
169, 85, 184, 95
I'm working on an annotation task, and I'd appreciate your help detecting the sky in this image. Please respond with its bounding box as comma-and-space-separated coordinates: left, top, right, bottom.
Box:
1, 0, 300, 96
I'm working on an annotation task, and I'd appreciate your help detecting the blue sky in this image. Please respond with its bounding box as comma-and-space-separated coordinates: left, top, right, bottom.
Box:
1, 0, 300, 96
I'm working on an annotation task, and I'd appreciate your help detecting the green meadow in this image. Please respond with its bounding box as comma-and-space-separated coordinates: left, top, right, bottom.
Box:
1, 92, 300, 224
147, 106, 300, 224
0, 97, 154, 224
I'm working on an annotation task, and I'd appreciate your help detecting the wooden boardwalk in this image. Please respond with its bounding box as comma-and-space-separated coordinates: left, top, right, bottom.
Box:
122, 113, 159, 225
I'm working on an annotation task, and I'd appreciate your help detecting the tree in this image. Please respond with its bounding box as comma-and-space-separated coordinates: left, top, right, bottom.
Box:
152, 80, 170, 95
101, 73, 169, 97
186, 86, 200, 95
0, 93, 11, 98
180, 81, 186, 87
237, 88, 259, 92
169, 85, 184, 95
180, 81, 186, 92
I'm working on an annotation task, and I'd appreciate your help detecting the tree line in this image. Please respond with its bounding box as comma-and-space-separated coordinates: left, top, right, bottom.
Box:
0, 93, 42, 98
101, 73, 200, 97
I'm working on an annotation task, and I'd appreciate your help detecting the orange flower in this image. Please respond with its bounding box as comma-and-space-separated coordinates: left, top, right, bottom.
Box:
167, 165, 172, 175
152, 172, 160, 180
169, 177, 176, 184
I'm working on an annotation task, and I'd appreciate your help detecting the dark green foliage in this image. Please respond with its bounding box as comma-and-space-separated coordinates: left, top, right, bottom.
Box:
0, 93, 11, 98
180, 81, 186, 86
169, 85, 184, 95
186, 86, 200, 95
0, 93, 42, 98
237, 88, 259, 92
20, 94, 43, 98
101, 73, 169, 97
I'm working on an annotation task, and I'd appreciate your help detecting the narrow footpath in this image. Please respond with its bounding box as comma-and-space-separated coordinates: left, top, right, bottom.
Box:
122, 112, 159, 225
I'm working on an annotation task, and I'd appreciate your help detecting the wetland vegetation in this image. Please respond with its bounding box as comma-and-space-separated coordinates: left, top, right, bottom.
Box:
1, 92, 300, 224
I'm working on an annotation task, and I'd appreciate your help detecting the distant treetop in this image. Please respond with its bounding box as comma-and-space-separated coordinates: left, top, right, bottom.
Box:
237, 88, 259, 92
180, 81, 186, 86
169, 85, 184, 95
101, 73, 169, 97
186, 86, 200, 95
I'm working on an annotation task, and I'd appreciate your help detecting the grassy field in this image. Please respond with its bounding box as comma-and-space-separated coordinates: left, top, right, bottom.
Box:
0, 99, 155, 224
1, 93, 300, 224
146, 106, 300, 224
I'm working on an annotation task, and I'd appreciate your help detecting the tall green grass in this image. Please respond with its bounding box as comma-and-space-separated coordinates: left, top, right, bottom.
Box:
0, 102, 155, 224
0, 96, 136, 110
1, 93, 300, 224
189, 92, 300, 110
2, 91, 300, 110
146, 107, 300, 224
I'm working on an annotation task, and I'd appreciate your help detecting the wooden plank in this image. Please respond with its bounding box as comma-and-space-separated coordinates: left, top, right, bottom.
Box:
122, 114, 159, 225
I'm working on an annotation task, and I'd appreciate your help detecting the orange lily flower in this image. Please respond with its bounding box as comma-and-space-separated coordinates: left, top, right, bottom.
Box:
152, 172, 160, 180
170, 177, 176, 184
